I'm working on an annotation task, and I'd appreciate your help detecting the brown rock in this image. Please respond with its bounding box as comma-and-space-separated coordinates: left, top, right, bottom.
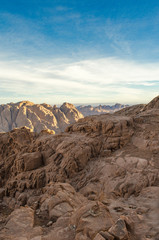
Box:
108, 219, 128, 240
49, 201, 73, 221
143, 95, 159, 110
17, 192, 28, 206
0, 207, 42, 239
100, 231, 114, 240
0, 96, 159, 240
70, 201, 113, 239
22, 152, 43, 171
93, 233, 105, 240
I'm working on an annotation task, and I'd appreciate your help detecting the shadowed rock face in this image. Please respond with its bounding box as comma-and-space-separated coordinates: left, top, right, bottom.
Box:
0, 101, 84, 134
0, 96, 159, 240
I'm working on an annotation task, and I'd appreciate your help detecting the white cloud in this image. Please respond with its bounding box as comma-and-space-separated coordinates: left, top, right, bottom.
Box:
0, 57, 158, 104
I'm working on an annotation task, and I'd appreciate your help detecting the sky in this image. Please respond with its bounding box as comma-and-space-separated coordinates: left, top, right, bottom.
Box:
0, 0, 159, 105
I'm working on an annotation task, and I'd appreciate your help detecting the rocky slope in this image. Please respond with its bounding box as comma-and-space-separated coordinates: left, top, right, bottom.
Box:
0, 96, 159, 240
0, 101, 83, 134
77, 103, 129, 117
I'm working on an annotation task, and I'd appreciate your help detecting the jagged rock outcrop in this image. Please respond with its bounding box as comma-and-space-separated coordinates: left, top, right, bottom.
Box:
77, 103, 129, 117
116, 95, 159, 117
143, 95, 159, 110
0, 101, 84, 134
60, 102, 83, 123
0, 96, 159, 240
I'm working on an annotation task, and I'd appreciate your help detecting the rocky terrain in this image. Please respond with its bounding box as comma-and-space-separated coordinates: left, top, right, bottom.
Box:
0, 101, 83, 134
77, 104, 129, 117
0, 96, 159, 240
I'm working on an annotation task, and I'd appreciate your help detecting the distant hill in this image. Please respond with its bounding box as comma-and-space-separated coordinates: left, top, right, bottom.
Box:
0, 101, 83, 133
77, 103, 129, 117
0, 101, 129, 133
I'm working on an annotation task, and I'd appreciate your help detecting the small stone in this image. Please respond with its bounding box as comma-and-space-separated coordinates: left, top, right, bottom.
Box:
47, 221, 53, 227
36, 209, 40, 215
17, 192, 27, 206
70, 224, 76, 230
120, 215, 134, 232
108, 219, 128, 240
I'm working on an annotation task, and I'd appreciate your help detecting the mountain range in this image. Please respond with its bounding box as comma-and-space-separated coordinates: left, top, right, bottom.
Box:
0, 101, 128, 133
0, 95, 158, 240
77, 103, 129, 116
0, 101, 83, 133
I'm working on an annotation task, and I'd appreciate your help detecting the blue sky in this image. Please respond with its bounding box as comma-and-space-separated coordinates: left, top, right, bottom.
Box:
0, 0, 159, 104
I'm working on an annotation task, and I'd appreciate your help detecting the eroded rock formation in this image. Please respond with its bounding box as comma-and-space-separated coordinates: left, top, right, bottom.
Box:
0, 96, 159, 240
0, 101, 84, 134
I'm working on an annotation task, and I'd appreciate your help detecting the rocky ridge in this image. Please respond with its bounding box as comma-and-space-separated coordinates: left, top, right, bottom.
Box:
0, 96, 159, 240
77, 103, 129, 117
0, 101, 83, 134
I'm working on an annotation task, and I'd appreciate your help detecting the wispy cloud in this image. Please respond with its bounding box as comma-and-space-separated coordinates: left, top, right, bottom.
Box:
1, 7, 159, 61
104, 19, 132, 56
0, 12, 49, 57
0, 57, 158, 104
